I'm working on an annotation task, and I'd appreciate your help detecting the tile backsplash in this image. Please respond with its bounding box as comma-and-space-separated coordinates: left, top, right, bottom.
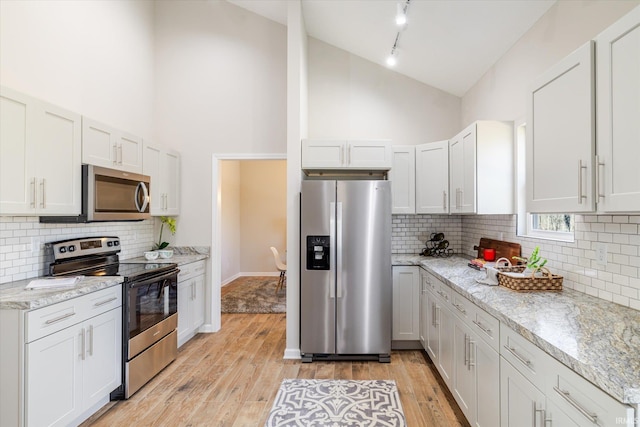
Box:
0, 216, 155, 284
393, 213, 640, 311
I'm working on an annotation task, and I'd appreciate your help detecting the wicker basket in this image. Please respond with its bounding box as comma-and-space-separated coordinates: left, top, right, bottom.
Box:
493, 257, 526, 274
497, 266, 563, 292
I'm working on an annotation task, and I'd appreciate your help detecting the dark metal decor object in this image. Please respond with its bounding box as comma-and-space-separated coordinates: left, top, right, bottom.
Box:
421, 232, 453, 257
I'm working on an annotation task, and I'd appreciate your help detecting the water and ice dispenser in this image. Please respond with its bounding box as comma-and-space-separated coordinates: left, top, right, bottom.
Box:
306, 236, 330, 270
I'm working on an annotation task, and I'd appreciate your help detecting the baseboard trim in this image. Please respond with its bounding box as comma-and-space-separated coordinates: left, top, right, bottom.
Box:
222, 272, 280, 286
284, 348, 301, 359
221, 273, 241, 287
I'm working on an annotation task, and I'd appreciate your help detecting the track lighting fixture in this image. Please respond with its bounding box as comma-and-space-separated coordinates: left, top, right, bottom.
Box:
386, 0, 410, 68
395, 2, 407, 27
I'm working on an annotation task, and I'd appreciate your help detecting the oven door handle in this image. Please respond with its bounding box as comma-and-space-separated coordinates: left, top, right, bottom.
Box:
129, 269, 179, 288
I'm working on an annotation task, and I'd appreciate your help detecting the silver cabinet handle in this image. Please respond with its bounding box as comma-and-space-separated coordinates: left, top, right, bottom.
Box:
431, 302, 436, 327
453, 303, 466, 314
45, 311, 75, 325
437, 290, 448, 301
577, 160, 587, 204
435, 306, 440, 326
94, 296, 117, 307
533, 402, 545, 427
31, 178, 36, 208
442, 190, 447, 210
340, 146, 344, 165
595, 155, 605, 200
469, 340, 476, 370
39, 179, 45, 208
348, 145, 352, 165
113, 144, 118, 165
553, 386, 598, 423
80, 327, 86, 360
88, 325, 94, 356
473, 319, 491, 335
118, 144, 123, 165
464, 334, 469, 366
504, 345, 532, 367
459, 189, 463, 208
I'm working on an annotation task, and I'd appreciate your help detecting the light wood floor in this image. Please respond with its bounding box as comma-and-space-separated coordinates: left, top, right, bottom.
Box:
83, 313, 469, 426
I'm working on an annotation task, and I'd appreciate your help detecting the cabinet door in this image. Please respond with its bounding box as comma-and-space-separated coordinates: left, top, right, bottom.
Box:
500, 357, 546, 427
437, 302, 454, 388
474, 335, 500, 427
118, 131, 143, 173
192, 275, 206, 330
527, 41, 595, 213
82, 118, 117, 169
26, 325, 82, 427
301, 140, 346, 169
449, 134, 463, 212
596, 8, 640, 212
0, 87, 34, 215
392, 267, 420, 341
459, 125, 477, 213
419, 273, 428, 349
390, 146, 415, 214
347, 140, 392, 169
452, 319, 474, 423
545, 399, 581, 427
143, 142, 163, 214
83, 308, 122, 410
33, 100, 82, 215
163, 149, 181, 215
177, 281, 192, 348
416, 141, 449, 214
425, 291, 439, 362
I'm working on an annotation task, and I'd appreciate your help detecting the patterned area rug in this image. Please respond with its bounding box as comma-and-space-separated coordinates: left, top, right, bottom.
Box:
265, 379, 407, 427
221, 276, 286, 313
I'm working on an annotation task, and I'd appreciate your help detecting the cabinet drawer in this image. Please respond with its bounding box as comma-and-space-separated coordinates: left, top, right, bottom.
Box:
450, 292, 472, 321
546, 358, 635, 427
470, 305, 500, 352
178, 260, 206, 282
25, 285, 122, 343
500, 325, 549, 391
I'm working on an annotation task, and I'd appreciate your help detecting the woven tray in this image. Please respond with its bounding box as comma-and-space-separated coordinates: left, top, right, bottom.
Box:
497, 266, 563, 292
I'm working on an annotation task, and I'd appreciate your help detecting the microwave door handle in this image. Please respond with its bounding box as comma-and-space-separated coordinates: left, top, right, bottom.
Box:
135, 182, 150, 213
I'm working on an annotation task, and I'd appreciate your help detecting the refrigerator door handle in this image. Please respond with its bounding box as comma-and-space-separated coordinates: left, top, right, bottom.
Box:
329, 202, 336, 299
336, 201, 343, 298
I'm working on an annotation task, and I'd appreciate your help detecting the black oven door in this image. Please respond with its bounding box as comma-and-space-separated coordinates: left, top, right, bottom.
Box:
127, 271, 178, 342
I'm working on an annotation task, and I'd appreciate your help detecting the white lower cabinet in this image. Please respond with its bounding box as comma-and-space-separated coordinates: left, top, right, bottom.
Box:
392, 266, 420, 343
500, 356, 546, 427
177, 260, 206, 347
0, 285, 122, 427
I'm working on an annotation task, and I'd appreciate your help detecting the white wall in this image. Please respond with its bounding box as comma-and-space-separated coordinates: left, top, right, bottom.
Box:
461, 0, 639, 125
0, 0, 155, 138
239, 161, 287, 274
308, 38, 461, 145
153, 0, 287, 247
220, 161, 241, 284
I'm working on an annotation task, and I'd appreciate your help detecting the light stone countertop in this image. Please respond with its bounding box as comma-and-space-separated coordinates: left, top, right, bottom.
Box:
0, 276, 123, 310
392, 254, 640, 405
0, 247, 209, 311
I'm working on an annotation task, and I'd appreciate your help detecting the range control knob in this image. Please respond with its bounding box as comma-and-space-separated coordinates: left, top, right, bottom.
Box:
68, 245, 76, 252
59, 246, 67, 253
107, 241, 113, 247
114, 241, 120, 246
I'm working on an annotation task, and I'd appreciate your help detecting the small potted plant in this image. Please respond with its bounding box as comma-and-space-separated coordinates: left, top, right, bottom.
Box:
153, 216, 177, 251
513, 246, 547, 275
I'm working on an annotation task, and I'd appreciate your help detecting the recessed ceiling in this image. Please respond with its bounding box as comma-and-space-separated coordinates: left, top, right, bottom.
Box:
227, 0, 556, 97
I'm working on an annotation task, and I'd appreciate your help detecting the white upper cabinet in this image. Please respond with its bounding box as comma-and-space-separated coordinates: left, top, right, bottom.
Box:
450, 121, 514, 215
143, 142, 180, 216
82, 118, 143, 174
596, 7, 640, 212
390, 146, 416, 214
416, 140, 449, 214
0, 87, 82, 216
301, 139, 392, 170
526, 42, 596, 213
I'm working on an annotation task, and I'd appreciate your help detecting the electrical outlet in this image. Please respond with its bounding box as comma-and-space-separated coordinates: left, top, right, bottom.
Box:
596, 243, 608, 265
30, 237, 41, 256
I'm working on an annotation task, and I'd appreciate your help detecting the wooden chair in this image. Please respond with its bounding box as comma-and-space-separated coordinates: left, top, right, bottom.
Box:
270, 246, 287, 294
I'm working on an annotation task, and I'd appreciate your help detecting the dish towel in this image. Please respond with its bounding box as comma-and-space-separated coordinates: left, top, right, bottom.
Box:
476, 266, 499, 286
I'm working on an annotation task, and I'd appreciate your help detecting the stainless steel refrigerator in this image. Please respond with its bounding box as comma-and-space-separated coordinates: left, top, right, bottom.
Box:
300, 180, 392, 362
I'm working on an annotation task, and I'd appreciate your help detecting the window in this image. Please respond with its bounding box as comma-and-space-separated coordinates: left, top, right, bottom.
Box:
515, 121, 575, 242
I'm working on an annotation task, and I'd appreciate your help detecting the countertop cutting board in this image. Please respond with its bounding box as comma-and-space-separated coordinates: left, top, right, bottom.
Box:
474, 238, 521, 262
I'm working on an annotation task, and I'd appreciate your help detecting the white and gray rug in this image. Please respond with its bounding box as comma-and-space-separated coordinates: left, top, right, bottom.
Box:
265, 379, 407, 427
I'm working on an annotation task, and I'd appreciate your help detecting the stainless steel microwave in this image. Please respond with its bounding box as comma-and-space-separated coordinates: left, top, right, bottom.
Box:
40, 165, 151, 223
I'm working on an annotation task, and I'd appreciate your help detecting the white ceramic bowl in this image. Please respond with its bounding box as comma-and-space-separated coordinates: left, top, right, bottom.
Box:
144, 251, 159, 260
158, 249, 173, 259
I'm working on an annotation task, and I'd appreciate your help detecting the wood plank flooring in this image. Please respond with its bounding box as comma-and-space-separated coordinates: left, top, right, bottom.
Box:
83, 313, 469, 426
